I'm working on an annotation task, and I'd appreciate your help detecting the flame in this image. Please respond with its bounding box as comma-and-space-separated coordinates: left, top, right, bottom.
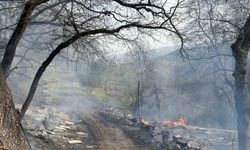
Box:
160, 117, 186, 126
140, 118, 151, 125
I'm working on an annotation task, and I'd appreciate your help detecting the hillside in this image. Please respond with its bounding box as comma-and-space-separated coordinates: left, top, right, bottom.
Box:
76, 46, 237, 130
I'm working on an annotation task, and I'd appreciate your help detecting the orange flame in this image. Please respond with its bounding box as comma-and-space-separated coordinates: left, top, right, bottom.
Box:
140, 118, 151, 125
160, 117, 186, 126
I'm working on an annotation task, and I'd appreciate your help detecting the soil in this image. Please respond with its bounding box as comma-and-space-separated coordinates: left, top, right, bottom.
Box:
80, 111, 148, 150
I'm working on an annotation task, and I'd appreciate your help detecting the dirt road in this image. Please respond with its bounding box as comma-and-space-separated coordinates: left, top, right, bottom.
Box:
81, 111, 149, 150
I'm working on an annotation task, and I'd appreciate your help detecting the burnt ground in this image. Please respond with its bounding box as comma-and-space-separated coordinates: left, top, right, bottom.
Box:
85, 108, 238, 150
21, 104, 237, 150
23, 106, 97, 150
22, 105, 157, 150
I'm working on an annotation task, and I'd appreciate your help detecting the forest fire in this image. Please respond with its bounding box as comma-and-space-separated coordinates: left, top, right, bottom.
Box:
160, 117, 186, 126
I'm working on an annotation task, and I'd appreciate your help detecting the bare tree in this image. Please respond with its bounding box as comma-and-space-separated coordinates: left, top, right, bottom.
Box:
126, 46, 160, 121
182, 0, 250, 149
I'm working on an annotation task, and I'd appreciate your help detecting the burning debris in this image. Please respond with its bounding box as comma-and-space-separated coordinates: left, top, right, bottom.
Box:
99, 107, 237, 150
152, 118, 203, 150
160, 117, 186, 126
140, 118, 151, 126
141, 117, 187, 127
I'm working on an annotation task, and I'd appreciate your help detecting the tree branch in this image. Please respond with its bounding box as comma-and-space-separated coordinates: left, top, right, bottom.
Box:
1, 0, 49, 78
20, 22, 169, 118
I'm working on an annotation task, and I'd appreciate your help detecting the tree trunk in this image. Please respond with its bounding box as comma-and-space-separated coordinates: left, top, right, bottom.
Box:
232, 46, 249, 150
0, 68, 26, 150
137, 81, 142, 120
153, 83, 160, 113
231, 14, 250, 150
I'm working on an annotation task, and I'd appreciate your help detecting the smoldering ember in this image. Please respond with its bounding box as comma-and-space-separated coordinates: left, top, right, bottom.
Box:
0, 0, 250, 150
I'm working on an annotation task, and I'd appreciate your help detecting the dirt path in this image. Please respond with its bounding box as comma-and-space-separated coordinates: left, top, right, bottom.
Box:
81, 111, 149, 150
42, 72, 150, 149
